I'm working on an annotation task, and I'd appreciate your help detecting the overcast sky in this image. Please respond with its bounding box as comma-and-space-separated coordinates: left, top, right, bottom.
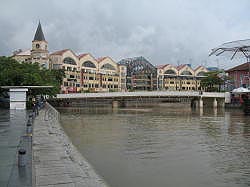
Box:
1, 0, 250, 69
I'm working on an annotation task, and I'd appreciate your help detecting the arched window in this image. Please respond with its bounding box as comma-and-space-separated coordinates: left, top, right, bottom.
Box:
82, 61, 96, 68
197, 71, 206, 76
63, 57, 77, 65
164, 69, 176, 75
101, 63, 116, 70
181, 71, 192, 75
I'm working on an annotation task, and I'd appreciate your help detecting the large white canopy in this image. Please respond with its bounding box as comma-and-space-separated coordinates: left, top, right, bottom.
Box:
232, 87, 250, 93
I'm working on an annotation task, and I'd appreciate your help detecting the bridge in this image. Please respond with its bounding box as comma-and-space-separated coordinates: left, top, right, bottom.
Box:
55, 91, 229, 108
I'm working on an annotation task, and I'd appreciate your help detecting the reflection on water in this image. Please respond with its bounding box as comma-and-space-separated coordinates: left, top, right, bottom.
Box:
59, 104, 250, 187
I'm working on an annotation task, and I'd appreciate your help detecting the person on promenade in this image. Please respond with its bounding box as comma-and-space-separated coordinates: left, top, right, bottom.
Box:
32, 97, 39, 116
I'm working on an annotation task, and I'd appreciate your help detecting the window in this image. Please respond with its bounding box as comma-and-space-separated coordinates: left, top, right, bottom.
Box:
63, 57, 77, 65
82, 61, 96, 68
101, 63, 116, 70
164, 69, 176, 75
197, 71, 205, 76
181, 71, 192, 75
36, 44, 40, 49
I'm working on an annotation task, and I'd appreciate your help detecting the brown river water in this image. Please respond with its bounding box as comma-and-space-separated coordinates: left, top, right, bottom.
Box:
59, 104, 250, 187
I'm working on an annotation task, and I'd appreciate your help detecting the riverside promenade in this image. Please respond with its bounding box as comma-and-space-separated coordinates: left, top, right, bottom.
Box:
33, 103, 108, 187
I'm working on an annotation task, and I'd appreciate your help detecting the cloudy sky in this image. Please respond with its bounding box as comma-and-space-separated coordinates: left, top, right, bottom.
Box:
1, 0, 250, 69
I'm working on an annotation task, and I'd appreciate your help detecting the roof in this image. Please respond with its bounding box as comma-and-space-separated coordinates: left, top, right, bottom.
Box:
118, 56, 156, 69
194, 65, 207, 71
78, 53, 89, 59
226, 62, 250, 72
14, 49, 31, 56
33, 21, 46, 41
176, 64, 186, 70
96, 57, 108, 62
50, 49, 70, 55
156, 64, 170, 69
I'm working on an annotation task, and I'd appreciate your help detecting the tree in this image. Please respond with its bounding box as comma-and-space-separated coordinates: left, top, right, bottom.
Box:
0, 56, 65, 96
200, 71, 226, 92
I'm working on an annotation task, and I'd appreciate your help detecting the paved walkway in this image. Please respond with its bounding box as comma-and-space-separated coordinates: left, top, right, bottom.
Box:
33, 106, 108, 187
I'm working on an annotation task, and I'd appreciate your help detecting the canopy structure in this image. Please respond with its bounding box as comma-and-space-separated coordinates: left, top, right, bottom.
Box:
1, 86, 53, 110
209, 39, 250, 91
232, 87, 250, 93
209, 39, 250, 61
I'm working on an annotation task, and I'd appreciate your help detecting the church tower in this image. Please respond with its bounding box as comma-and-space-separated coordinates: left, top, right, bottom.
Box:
31, 21, 49, 68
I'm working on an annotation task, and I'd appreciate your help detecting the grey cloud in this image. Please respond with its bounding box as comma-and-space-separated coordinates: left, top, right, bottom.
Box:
1, 0, 250, 69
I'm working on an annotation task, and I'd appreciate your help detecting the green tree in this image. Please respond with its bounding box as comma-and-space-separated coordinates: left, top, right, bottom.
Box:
0, 56, 65, 96
200, 71, 225, 92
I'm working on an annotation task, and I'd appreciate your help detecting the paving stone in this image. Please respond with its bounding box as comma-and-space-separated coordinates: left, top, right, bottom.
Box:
33, 106, 109, 187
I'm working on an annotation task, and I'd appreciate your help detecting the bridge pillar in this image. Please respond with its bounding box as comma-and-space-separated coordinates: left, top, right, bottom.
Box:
112, 100, 119, 108
199, 97, 203, 108
218, 98, 225, 108
199, 107, 203, 116
191, 99, 199, 108
213, 98, 218, 108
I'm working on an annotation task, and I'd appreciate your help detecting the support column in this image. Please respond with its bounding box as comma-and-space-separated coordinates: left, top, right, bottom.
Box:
213, 98, 218, 108
199, 107, 203, 116
112, 100, 119, 108
191, 98, 199, 109
199, 97, 203, 108
218, 98, 225, 108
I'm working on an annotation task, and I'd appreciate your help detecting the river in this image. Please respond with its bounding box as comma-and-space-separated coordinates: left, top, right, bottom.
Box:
59, 104, 250, 187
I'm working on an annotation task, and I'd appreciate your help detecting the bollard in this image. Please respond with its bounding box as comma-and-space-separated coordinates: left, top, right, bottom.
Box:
26, 121, 32, 135
18, 149, 26, 167
29, 113, 34, 122
27, 118, 32, 125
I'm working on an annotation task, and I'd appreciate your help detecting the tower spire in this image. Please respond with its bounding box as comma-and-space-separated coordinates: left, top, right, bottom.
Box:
33, 21, 46, 41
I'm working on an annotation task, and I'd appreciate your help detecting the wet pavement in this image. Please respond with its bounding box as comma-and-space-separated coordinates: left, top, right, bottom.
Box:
0, 109, 31, 187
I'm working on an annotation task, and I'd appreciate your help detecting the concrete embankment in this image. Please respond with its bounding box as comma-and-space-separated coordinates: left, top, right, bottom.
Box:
32, 103, 108, 187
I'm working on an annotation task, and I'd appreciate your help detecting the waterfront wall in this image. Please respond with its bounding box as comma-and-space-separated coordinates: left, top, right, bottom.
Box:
32, 102, 108, 186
